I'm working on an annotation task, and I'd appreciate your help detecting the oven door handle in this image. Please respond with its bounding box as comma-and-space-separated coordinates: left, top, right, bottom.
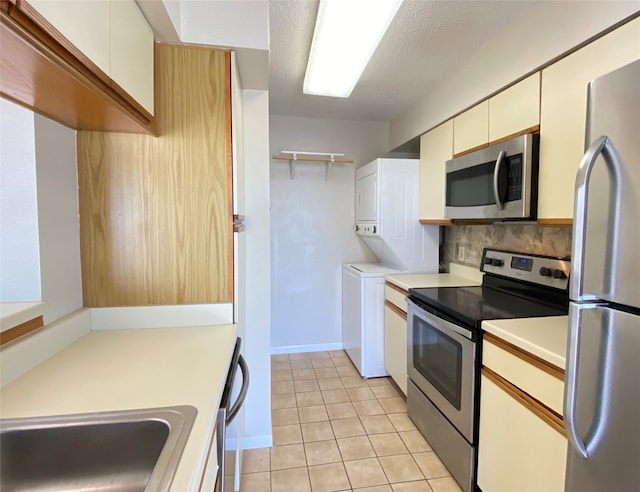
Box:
407, 298, 473, 340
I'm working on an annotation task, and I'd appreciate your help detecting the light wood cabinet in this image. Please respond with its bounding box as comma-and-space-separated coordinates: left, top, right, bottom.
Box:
538, 17, 640, 221
453, 100, 488, 155
478, 334, 567, 492
384, 283, 408, 395
110, 0, 155, 115
78, 45, 232, 306
419, 119, 453, 222
488, 73, 540, 142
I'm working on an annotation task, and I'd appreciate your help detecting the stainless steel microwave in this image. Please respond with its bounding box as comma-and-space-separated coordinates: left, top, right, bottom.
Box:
444, 133, 539, 220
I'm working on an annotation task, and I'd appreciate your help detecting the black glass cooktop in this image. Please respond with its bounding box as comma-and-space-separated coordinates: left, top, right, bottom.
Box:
408, 276, 569, 330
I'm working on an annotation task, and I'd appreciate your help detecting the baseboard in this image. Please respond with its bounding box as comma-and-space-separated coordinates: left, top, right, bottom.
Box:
271, 342, 344, 355
89, 304, 233, 330
226, 434, 273, 450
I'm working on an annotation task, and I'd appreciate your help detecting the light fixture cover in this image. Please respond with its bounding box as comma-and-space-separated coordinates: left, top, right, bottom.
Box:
303, 0, 403, 98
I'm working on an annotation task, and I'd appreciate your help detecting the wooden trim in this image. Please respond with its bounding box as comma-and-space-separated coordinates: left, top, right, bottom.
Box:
483, 366, 565, 436
226, 51, 234, 303
198, 426, 217, 492
488, 125, 540, 146
483, 332, 564, 381
0, 315, 44, 346
452, 125, 540, 159
385, 299, 407, 320
272, 155, 354, 163
419, 219, 452, 225
1, 3, 154, 134
453, 142, 489, 159
385, 281, 409, 297
537, 218, 573, 227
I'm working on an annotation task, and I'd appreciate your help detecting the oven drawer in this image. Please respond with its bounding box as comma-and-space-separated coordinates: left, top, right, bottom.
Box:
482, 333, 564, 415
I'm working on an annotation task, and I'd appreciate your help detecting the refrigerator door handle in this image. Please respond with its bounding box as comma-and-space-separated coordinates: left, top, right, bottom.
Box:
564, 306, 589, 458
570, 136, 622, 300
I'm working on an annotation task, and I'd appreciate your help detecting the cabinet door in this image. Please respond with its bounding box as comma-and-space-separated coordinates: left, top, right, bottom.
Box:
538, 17, 640, 221
488, 72, 540, 141
419, 120, 453, 221
355, 172, 377, 222
477, 373, 567, 492
110, 0, 155, 115
453, 100, 488, 155
26, 0, 110, 75
383, 304, 407, 395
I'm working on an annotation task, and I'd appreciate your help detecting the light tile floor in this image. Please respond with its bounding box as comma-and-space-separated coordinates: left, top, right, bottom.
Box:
239, 350, 463, 492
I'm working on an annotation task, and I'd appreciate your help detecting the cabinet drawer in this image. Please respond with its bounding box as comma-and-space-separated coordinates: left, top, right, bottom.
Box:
482, 334, 564, 415
384, 283, 407, 309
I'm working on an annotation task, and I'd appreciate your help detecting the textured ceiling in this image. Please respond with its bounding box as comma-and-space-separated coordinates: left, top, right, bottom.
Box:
269, 0, 538, 123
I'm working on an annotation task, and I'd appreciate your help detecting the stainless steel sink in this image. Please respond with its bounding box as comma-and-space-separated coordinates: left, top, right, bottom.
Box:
0, 405, 197, 492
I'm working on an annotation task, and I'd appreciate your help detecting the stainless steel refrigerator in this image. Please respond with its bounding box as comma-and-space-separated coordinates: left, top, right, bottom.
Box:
564, 59, 640, 491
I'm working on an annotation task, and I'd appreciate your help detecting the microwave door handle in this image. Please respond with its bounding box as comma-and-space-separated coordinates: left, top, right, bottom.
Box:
492, 150, 506, 210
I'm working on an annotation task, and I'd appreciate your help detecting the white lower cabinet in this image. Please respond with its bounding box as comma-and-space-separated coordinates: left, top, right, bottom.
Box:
477, 372, 567, 492
383, 303, 407, 395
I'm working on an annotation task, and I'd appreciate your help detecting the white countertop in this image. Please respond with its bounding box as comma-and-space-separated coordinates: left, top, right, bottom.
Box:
482, 316, 569, 369
0, 301, 47, 332
0, 324, 237, 491
385, 273, 482, 291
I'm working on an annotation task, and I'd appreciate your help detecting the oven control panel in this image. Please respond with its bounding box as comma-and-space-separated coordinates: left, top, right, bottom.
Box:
480, 248, 570, 290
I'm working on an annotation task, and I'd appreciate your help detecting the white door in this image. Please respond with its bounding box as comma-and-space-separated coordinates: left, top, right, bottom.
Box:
356, 172, 377, 222
342, 266, 363, 373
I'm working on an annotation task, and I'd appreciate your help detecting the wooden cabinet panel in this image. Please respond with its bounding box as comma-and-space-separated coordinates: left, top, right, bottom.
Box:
453, 100, 488, 155
538, 17, 640, 220
478, 373, 567, 492
26, 0, 110, 75
78, 45, 232, 306
383, 304, 407, 395
488, 72, 540, 141
110, 0, 154, 115
419, 119, 453, 221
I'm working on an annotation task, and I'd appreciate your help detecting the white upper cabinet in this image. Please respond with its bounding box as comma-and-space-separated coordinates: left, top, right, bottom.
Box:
488, 72, 540, 142
419, 119, 453, 221
28, 0, 111, 75
538, 17, 640, 221
110, 0, 155, 114
25, 0, 155, 116
453, 100, 488, 155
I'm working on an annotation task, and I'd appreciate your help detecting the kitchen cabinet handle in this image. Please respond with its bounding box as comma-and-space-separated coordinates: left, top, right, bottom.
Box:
570, 135, 622, 301
492, 150, 506, 210
226, 354, 249, 425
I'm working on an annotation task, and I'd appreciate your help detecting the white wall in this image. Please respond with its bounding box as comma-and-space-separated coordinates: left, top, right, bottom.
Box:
241, 90, 273, 447
269, 115, 388, 352
390, 2, 640, 148
0, 100, 41, 301
34, 114, 82, 324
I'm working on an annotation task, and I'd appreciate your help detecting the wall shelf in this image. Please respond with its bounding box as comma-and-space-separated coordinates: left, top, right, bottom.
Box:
272, 151, 354, 181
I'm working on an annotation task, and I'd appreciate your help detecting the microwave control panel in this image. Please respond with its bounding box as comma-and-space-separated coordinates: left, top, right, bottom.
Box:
481, 248, 570, 290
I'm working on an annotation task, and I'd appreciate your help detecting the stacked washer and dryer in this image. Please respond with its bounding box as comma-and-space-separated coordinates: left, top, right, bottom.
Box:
342, 158, 439, 377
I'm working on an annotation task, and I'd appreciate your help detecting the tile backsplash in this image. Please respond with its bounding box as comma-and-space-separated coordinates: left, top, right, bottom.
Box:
442, 224, 572, 270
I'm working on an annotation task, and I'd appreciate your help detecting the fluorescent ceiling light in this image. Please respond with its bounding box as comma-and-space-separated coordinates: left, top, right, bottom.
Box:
303, 0, 403, 98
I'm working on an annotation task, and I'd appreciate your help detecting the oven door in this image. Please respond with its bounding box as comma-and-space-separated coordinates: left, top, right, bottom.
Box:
407, 299, 477, 443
